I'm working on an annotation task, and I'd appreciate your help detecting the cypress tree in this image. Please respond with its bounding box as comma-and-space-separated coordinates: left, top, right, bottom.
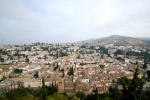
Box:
143, 63, 147, 69
121, 67, 145, 100
69, 66, 74, 75
95, 88, 99, 100
41, 77, 46, 100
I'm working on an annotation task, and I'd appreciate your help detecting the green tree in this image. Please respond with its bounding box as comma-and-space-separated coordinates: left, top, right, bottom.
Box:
44, 55, 47, 60
0, 94, 8, 100
95, 88, 99, 100
143, 62, 147, 69
25, 57, 29, 62
104, 97, 110, 100
147, 70, 150, 78
76, 91, 85, 100
69, 66, 74, 75
136, 61, 138, 65
54, 62, 59, 71
34, 88, 43, 97
77, 55, 81, 59
47, 92, 67, 100
114, 49, 123, 56
34, 72, 39, 78
14, 69, 22, 73
22, 94, 35, 100
0, 58, 4, 62
47, 96, 55, 100
61, 69, 65, 78
48, 85, 58, 95
10, 56, 13, 60
109, 86, 122, 100
120, 77, 130, 99
71, 96, 80, 100
99, 64, 105, 69
85, 94, 95, 100
5, 88, 34, 100
116, 57, 125, 62
41, 77, 46, 100
120, 67, 145, 100
142, 91, 150, 100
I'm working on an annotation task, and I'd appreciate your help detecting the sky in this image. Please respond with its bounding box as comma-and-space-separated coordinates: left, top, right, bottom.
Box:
0, 0, 150, 44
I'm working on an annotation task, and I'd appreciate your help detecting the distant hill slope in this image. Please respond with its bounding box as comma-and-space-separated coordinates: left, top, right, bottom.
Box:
78, 35, 150, 46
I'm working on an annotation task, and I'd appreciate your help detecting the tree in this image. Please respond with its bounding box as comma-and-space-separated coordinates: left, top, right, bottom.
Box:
14, 69, 22, 73
51, 92, 68, 100
59, 52, 68, 57
85, 94, 95, 100
95, 88, 99, 100
116, 57, 125, 62
34, 72, 39, 78
34, 88, 43, 97
71, 96, 80, 100
109, 86, 122, 100
77, 55, 81, 59
0, 94, 8, 100
44, 55, 48, 60
48, 85, 58, 95
41, 77, 46, 100
120, 77, 130, 99
136, 61, 138, 65
61, 69, 65, 78
147, 70, 150, 78
76, 91, 85, 100
99, 46, 108, 54
47, 96, 55, 100
0, 58, 4, 62
9, 56, 13, 60
99, 64, 105, 69
5, 88, 35, 100
25, 57, 29, 62
120, 67, 145, 100
114, 49, 124, 56
54, 62, 59, 71
69, 66, 74, 75
142, 91, 150, 100
47, 92, 67, 100
22, 94, 35, 100
143, 62, 147, 69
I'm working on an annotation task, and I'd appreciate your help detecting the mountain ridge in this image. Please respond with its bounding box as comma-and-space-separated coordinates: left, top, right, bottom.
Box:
78, 35, 150, 46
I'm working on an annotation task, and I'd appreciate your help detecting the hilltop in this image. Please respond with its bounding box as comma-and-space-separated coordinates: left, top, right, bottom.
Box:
78, 35, 150, 46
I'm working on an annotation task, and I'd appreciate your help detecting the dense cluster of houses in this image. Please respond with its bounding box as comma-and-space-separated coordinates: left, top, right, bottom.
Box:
0, 43, 150, 95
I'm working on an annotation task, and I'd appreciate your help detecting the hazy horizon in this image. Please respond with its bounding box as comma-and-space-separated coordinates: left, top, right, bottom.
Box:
0, 0, 150, 45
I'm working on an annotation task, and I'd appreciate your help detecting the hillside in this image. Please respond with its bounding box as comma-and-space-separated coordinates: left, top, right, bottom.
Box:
78, 35, 149, 46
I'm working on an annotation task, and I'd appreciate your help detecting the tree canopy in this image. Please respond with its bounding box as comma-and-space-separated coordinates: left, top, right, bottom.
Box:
120, 67, 145, 100
75, 91, 85, 100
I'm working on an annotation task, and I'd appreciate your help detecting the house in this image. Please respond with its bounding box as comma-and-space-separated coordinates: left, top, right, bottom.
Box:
75, 80, 92, 95
95, 83, 104, 94
0, 65, 13, 78
64, 81, 75, 96
58, 79, 64, 93
143, 81, 150, 90
0, 79, 21, 93
21, 78, 42, 88
0, 71, 4, 80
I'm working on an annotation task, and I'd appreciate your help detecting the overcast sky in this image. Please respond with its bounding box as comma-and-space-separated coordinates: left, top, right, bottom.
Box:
0, 0, 150, 44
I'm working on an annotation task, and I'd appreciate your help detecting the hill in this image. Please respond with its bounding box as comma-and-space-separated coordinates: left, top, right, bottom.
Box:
78, 35, 150, 46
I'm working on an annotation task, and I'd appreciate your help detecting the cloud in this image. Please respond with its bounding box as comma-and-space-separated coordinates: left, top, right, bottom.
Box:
0, 0, 49, 34
0, 0, 150, 44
